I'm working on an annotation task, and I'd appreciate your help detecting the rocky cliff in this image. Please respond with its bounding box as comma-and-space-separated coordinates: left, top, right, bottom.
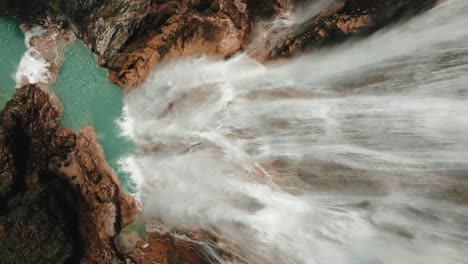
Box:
267, 0, 439, 60
0, 85, 137, 263
2, 0, 438, 90
0, 0, 441, 263
1, 0, 287, 90
0, 68, 228, 264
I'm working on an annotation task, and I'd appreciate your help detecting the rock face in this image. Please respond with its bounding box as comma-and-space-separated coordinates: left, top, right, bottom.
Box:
60, 0, 291, 90
0, 0, 442, 263
1, 0, 439, 90
1, 0, 288, 90
62, 0, 289, 90
0, 85, 215, 264
127, 227, 245, 264
267, 0, 439, 60
0, 0, 50, 22
130, 232, 211, 264
0, 85, 137, 263
249, 0, 288, 19
95, 0, 252, 90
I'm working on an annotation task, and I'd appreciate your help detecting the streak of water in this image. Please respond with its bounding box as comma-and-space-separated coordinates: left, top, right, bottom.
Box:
121, 1, 468, 263
15, 26, 51, 87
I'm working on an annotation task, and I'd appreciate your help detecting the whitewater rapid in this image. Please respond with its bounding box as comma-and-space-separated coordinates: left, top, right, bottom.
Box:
15, 26, 51, 87
120, 1, 468, 263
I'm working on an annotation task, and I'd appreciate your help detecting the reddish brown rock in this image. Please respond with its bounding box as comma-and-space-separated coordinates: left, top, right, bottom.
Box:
0, 1, 445, 263
249, 0, 288, 19
128, 227, 246, 264
130, 232, 209, 264
2, 0, 289, 91
0, 85, 237, 263
103, 0, 253, 91
70, 0, 439, 89
267, 0, 439, 60
0, 85, 137, 263
69, 0, 289, 90
2, 0, 441, 91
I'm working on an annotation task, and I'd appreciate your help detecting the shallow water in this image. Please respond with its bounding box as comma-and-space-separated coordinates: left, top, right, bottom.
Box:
0, 17, 135, 192
51, 41, 135, 192
0, 17, 134, 192
122, 1, 468, 263
0, 17, 26, 108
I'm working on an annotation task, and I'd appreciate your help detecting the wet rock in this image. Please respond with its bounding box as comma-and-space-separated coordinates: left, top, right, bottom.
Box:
98, 0, 253, 90
2, 0, 439, 90
0, 179, 81, 263
0, 85, 137, 263
0, 1, 444, 262
268, 0, 439, 60
248, 0, 288, 19
128, 228, 244, 264
1, 0, 287, 91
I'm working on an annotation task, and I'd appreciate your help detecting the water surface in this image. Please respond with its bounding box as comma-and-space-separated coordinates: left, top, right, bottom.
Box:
0, 17, 134, 192
122, 1, 468, 263
0, 17, 26, 108
51, 41, 135, 192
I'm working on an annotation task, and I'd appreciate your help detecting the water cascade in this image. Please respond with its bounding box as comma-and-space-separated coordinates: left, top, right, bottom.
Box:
121, 1, 468, 263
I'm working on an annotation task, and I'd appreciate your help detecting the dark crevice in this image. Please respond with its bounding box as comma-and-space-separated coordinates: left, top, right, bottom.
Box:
40, 170, 84, 263
10, 119, 31, 193
193, 0, 214, 13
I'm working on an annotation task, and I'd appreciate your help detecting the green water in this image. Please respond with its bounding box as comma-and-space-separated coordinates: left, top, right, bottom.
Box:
0, 17, 26, 108
51, 41, 135, 192
0, 18, 134, 192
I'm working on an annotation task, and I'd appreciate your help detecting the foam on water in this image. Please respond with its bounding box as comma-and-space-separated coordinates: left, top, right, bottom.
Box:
51, 41, 135, 192
15, 26, 51, 87
121, 1, 468, 263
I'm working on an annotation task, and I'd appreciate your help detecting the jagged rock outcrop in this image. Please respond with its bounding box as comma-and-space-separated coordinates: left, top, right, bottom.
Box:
249, 0, 288, 19
127, 227, 246, 264
130, 231, 212, 264
60, 0, 289, 90
0, 0, 50, 22
0, 1, 443, 262
95, 0, 253, 90
267, 0, 439, 60
0, 85, 138, 263
0, 85, 219, 263
1, 0, 288, 90
2, 0, 439, 90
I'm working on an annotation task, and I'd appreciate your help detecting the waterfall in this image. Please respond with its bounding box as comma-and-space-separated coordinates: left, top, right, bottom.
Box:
15, 26, 51, 87
120, 0, 468, 263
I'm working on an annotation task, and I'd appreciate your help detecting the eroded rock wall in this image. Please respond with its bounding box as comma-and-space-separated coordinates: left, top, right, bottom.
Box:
268, 0, 439, 60
1, 0, 439, 90
1, 0, 289, 90
0, 1, 443, 262
0, 85, 137, 263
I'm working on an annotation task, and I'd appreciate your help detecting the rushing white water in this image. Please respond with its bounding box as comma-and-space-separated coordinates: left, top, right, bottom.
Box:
121, 1, 468, 263
246, 0, 338, 59
15, 26, 51, 87
290, 0, 337, 24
